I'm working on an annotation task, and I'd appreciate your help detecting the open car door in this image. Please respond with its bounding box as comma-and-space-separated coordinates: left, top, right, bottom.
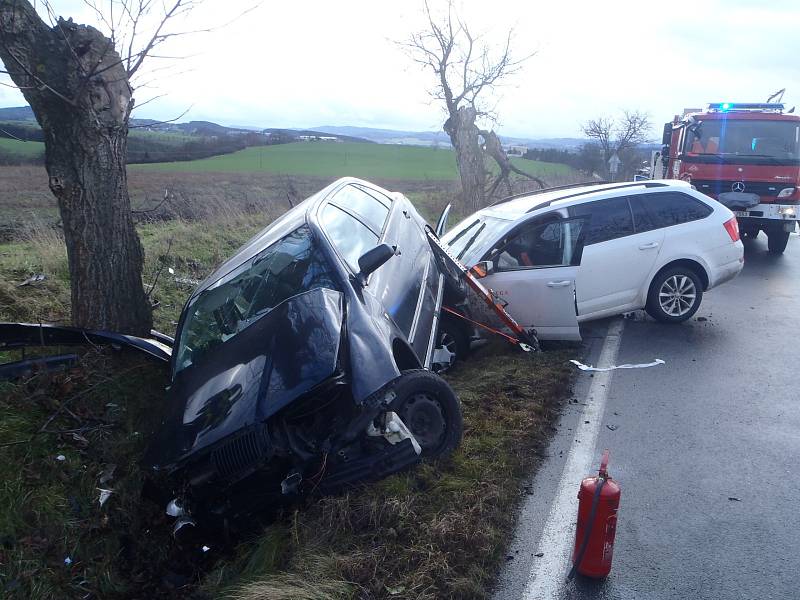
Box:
434, 203, 451, 238
479, 217, 585, 341
426, 227, 538, 351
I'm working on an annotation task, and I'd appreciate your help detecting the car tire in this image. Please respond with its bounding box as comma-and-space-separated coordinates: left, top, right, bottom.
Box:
389, 370, 462, 459
645, 266, 704, 323
433, 316, 470, 372
767, 230, 790, 254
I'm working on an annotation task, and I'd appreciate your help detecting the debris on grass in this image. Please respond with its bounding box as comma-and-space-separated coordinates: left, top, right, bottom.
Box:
97, 488, 113, 507
17, 273, 46, 287
98, 463, 116, 485
570, 358, 665, 372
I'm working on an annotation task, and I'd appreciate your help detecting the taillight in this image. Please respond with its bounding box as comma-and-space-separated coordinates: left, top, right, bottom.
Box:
723, 217, 740, 242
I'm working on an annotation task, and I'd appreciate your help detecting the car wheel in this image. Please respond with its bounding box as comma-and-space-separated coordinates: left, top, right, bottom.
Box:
767, 230, 790, 254
432, 317, 469, 372
645, 267, 703, 323
389, 370, 462, 459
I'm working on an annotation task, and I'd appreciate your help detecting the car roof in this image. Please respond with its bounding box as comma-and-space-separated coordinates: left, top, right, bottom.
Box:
481, 179, 693, 220
191, 177, 395, 299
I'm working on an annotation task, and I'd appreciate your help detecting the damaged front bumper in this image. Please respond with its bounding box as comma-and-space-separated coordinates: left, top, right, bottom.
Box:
0, 322, 172, 379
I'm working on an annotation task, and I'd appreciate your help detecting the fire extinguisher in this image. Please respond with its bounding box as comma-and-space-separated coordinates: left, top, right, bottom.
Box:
568, 449, 620, 579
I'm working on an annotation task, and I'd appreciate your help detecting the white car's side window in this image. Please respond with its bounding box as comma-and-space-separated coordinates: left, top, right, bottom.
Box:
493, 218, 585, 270
569, 197, 634, 245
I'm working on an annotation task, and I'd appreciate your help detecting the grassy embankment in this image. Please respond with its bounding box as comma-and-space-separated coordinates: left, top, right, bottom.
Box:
133, 141, 575, 181
0, 143, 580, 598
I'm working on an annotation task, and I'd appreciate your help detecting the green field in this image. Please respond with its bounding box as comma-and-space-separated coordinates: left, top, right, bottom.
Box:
133, 141, 575, 180
0, 137, 44, 157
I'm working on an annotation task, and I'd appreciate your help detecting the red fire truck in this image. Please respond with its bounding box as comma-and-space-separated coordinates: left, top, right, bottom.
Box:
650, 102, 800, 254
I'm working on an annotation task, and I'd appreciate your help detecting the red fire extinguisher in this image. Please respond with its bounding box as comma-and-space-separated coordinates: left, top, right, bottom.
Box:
568, 449, 620, 579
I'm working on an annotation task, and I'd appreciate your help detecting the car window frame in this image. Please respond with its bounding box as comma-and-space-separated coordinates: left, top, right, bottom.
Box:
567, 195, 636, 245
631, 191, 714, 231
328, 183, 391, 238
318, 202, 381, 275
483, 212, 588, 271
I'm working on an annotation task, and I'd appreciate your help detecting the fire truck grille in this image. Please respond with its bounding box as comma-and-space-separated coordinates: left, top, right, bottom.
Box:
692, 180, 786, 198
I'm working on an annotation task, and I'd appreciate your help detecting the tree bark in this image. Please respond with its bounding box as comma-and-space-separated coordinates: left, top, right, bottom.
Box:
444, 106, 486, 212
0, 1, 152, 334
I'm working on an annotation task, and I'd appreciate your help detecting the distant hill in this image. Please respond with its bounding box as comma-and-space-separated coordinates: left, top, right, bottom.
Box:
0, 106, 35, 121
312, 125, 588, 151
0, 106, 372, 143
310, 125, 451, 147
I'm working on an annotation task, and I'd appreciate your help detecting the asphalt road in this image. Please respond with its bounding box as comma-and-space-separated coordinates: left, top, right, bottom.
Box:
494, 232, 800, 600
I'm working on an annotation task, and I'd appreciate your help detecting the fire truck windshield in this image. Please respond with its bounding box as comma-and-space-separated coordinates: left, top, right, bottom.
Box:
683, 119, 800, 165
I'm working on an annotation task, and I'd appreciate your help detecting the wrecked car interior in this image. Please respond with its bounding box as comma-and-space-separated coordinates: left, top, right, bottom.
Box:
0, 177, 536, 538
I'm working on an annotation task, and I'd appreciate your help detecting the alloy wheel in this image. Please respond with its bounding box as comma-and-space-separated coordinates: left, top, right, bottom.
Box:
658, 275, 697, 317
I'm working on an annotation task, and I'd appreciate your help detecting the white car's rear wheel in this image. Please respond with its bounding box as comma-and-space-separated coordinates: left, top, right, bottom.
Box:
646, 267, 703, 323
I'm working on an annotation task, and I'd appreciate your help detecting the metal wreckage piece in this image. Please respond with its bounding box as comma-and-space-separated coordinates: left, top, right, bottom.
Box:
0, 179, 536, 535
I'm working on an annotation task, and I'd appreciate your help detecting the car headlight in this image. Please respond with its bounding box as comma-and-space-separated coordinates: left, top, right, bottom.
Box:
777, 187, 796, 199
778, 206, 796, 217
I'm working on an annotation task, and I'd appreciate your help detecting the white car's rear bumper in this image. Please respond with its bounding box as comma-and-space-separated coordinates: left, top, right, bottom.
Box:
707, 241, 744, 289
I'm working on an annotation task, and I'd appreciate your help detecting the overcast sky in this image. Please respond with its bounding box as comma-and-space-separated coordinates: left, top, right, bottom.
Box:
1, 0, 799, 138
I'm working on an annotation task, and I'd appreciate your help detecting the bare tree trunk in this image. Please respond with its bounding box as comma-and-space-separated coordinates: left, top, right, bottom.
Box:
444, 106, 486, 212
0, 1, 152, 334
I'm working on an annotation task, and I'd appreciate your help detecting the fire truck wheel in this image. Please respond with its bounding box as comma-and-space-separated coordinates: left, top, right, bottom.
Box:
645, 267, 703, 323
740, 227, 759, 239
767, 230, 790, 254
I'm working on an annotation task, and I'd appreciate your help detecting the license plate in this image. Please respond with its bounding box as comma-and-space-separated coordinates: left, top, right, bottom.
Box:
733, 211, 749, 218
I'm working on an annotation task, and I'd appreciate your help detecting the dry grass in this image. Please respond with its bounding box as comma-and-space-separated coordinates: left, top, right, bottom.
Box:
204, 344, 575, 600
0, 199, 276, 333
0, 163, 583, 599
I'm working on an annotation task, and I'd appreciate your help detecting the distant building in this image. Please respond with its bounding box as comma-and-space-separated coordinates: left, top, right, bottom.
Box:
298, 135, 339, 142
505, 144, 528, 157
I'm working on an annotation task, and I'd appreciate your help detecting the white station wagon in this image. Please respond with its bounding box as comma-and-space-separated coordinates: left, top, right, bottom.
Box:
439, 180, 744, 341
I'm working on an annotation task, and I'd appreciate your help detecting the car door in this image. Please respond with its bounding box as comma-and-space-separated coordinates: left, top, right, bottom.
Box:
480, 215, 586, 341
369, 191, 440, 357
435, 203, 451, 237
568, 195, 665, 316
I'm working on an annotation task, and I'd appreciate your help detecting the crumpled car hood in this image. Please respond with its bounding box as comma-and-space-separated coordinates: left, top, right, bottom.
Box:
143, 287, 343, 471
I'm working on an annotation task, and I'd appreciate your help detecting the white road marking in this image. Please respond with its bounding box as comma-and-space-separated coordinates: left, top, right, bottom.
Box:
521, 318, 625, 599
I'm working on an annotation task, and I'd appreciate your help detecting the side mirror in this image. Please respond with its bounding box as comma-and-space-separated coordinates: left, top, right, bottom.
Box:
356, 243, 395, 285
469, 260, 494, 279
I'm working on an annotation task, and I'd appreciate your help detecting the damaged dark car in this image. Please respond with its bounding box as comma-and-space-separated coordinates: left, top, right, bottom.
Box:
142, 178, 465, 534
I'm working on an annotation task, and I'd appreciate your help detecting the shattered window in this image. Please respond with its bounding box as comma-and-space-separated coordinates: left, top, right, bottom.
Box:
174, 226, 337, 373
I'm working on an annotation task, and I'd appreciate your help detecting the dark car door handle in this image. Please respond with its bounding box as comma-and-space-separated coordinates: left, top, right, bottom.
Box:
639, 242, 659, 250
547, 280, 572, 288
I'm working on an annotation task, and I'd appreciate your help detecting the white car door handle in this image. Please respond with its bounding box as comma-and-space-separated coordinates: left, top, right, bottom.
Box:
639, 242, 660, 250
547, 280, 572, 288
